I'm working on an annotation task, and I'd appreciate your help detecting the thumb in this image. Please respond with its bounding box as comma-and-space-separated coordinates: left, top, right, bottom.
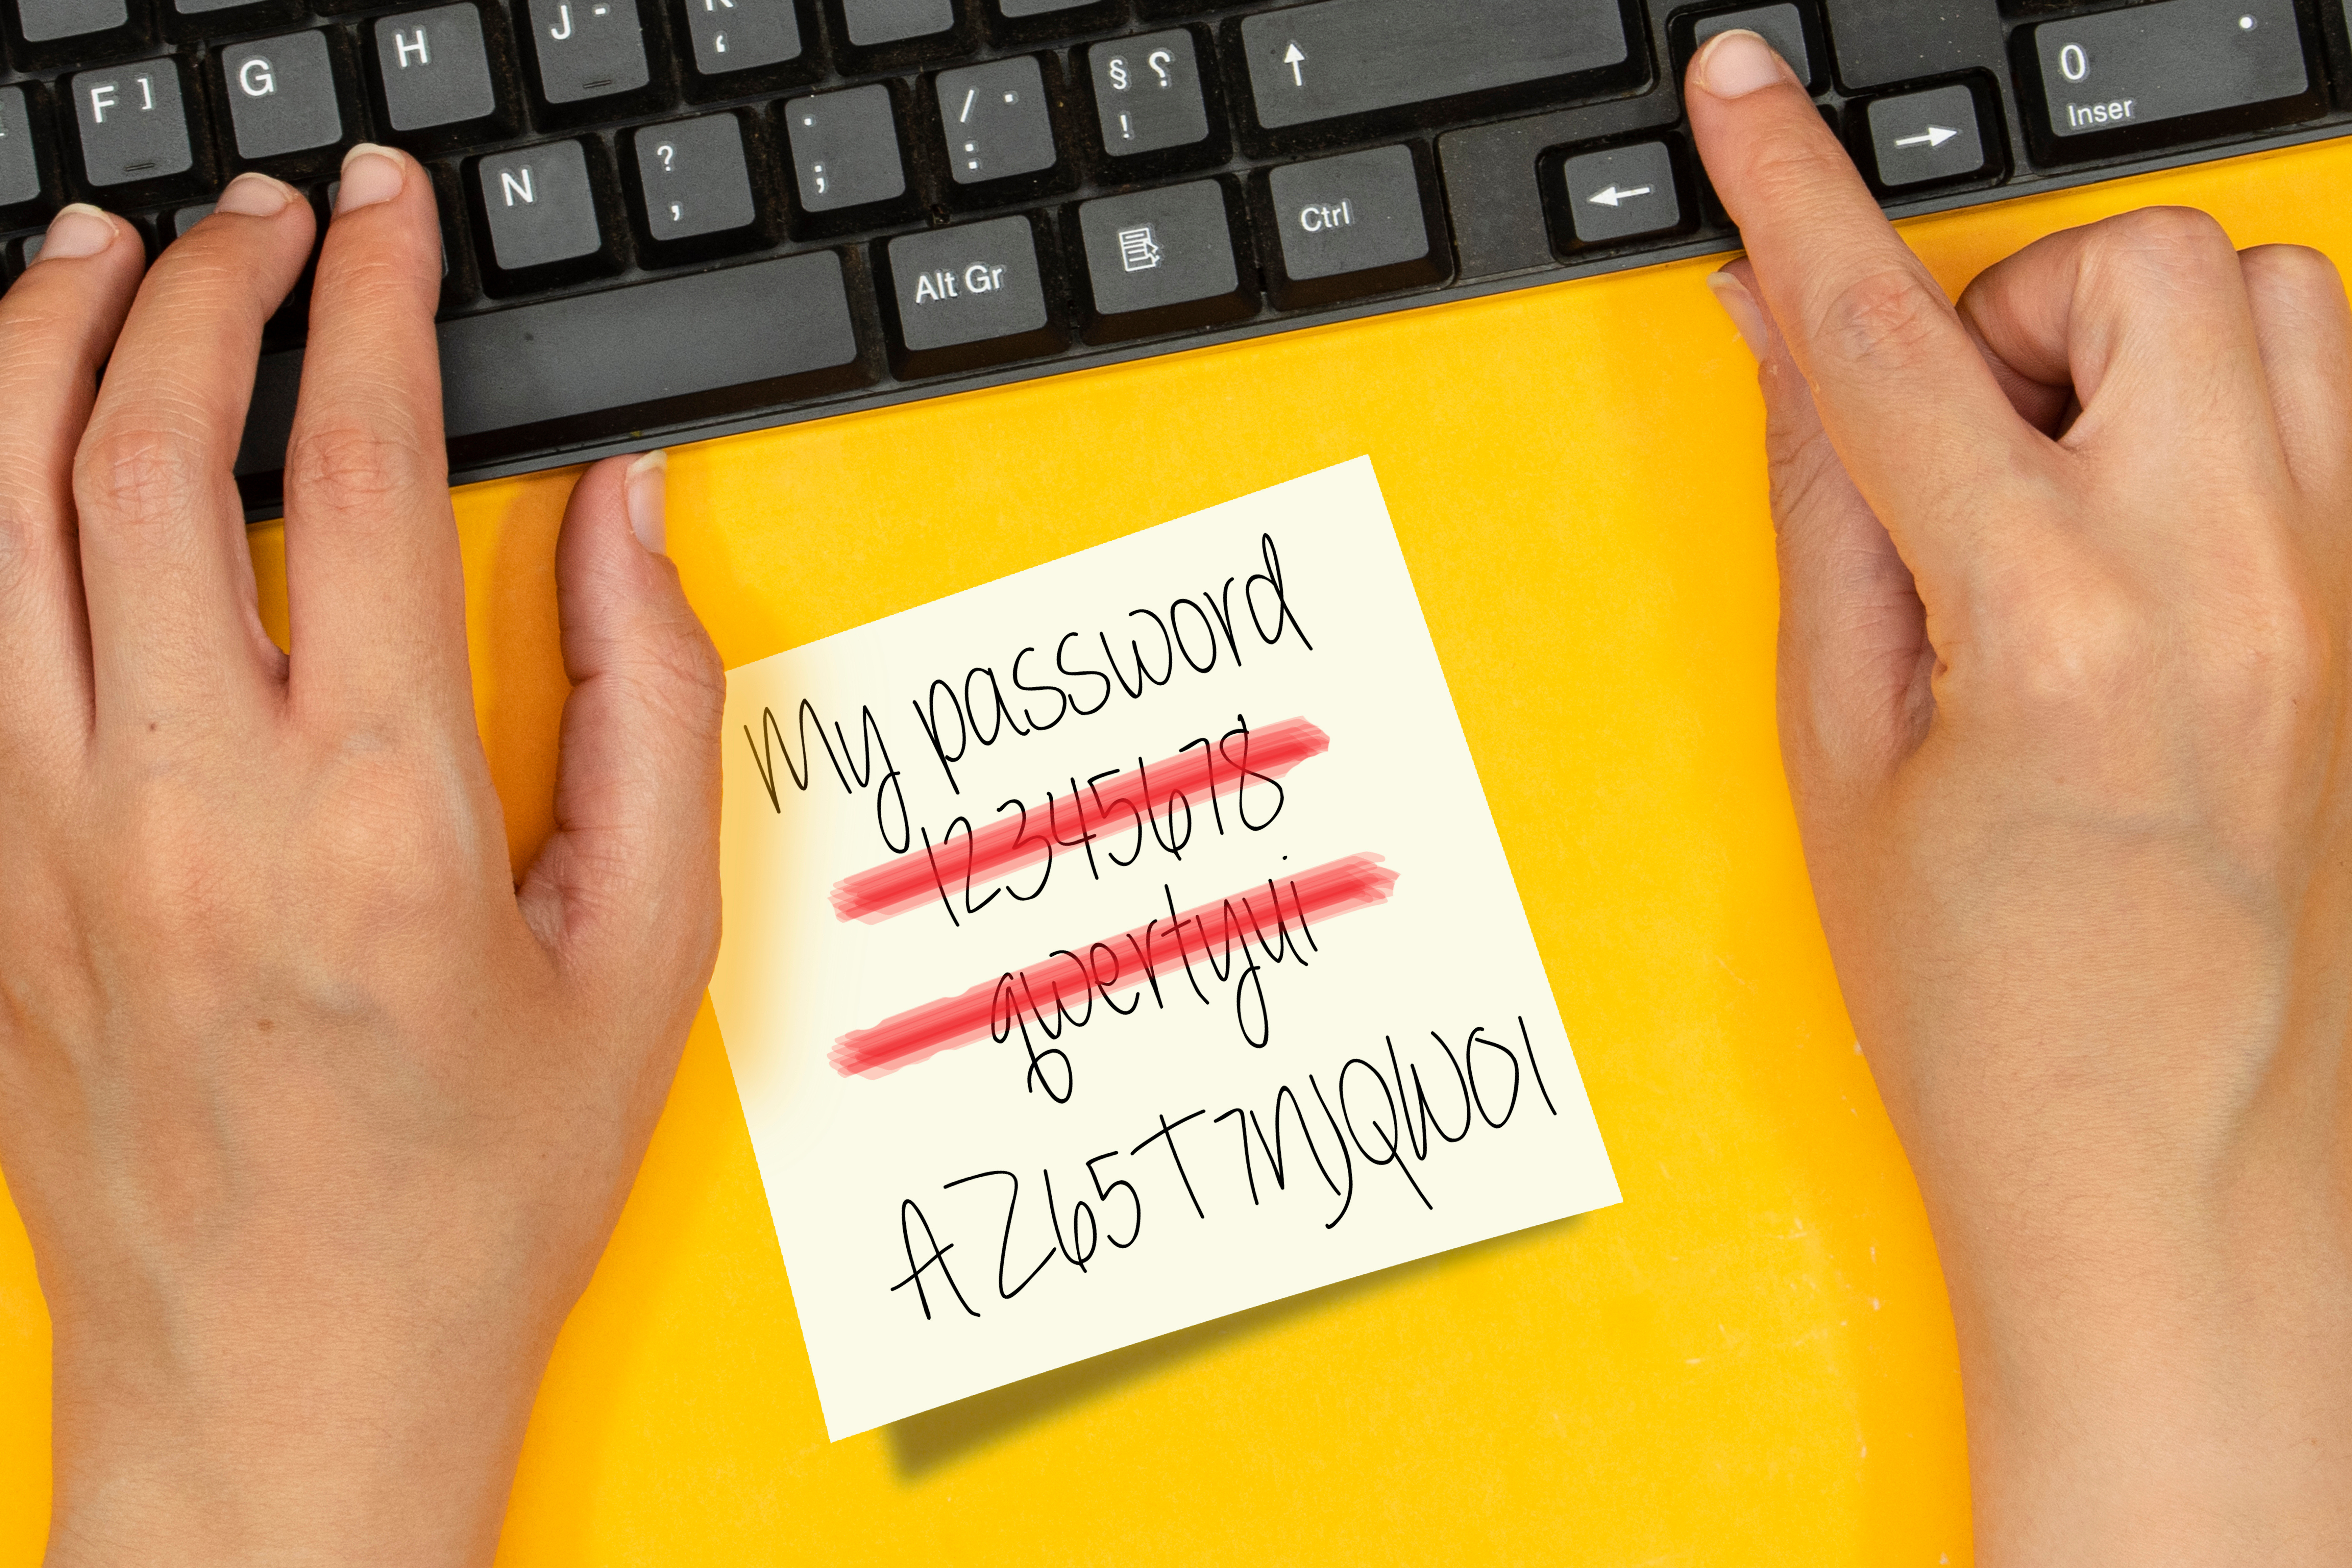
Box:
520, 451, 724, 1035
1710, 260, 1935, 810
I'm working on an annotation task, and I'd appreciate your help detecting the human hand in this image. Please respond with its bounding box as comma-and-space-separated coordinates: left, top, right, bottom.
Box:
1686, 30, 2352, 1563
0, 148, 722, 1565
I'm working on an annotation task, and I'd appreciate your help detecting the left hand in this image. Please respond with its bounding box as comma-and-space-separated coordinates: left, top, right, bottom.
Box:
0, 147, 724, 1566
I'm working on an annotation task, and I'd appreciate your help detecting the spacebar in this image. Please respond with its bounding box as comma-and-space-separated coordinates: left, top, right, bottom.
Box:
438, 251, 860, 438
1240, 0, 1630, 130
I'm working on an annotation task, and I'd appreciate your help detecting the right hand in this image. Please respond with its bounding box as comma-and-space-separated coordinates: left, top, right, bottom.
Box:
1686, 29, 2352, 1563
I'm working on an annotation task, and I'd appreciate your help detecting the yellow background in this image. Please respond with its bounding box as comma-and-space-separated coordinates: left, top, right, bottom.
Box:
5, 139, 2351, 1563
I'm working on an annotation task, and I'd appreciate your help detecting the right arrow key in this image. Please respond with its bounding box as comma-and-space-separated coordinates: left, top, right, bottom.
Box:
1865, 83, 1991, 191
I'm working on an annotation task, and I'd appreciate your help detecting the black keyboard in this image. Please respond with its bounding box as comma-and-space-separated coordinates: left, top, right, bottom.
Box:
1, 0, 2348, 510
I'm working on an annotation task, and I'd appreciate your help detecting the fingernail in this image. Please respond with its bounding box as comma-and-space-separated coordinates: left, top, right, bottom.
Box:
625, 450, 667, 556
214, 171, 297, 218
36, 203, 118, 263
335, 144, 406, 214
1694, 29, 1790, 98
1707, 269, 1768, 359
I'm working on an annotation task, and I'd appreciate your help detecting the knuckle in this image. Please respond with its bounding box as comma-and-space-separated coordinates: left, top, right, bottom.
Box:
2092, 206, 2238, 276
1974, 562, 2146, 717
1808, 264, 1951, 374
74, 420, 208, 528
284, 420, 427, 514
2240, 243, 2346, 308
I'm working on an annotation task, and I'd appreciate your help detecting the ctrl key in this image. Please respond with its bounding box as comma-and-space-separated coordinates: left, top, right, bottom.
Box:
883, 214, 1063, 376
1259, 144, 1447, 311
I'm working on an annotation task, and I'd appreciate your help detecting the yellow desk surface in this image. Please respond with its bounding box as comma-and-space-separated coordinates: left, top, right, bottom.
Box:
6, 139, 2351, 1564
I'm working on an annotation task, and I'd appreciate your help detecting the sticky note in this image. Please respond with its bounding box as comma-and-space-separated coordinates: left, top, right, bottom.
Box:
712, 458, 1622, 1439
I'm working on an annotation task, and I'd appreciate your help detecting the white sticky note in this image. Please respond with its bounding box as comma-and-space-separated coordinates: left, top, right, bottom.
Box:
713, 458, 1621, 1439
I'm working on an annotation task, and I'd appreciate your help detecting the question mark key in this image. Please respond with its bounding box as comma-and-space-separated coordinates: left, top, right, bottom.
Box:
631, 112, 759, 244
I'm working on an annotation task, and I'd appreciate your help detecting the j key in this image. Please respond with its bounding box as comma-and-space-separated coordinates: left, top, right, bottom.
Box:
221, 33, 345, 161
1266, 144, 1437, 298
2031, 0, 2309, 143
1240, 0, 1627, 131
1865, 83, 1988, 189
375, 5, 500, 132
1091, 30, 1210, 157
634, 113, 755, 240
1075, 178, 1247, 337
478, 138, 603, 271
16, 0, 124, 43
842, 0, 950, 46
73, 60, 196, 187
1559, 141, 1683, 246
523, 0, 648, 103
887, 214, 1053, 367
1692, 5, 1814, 91
684, 0, 801, 76
784, 84, 905, 211
936, 56, 1054, 183
0, 88, 41, 209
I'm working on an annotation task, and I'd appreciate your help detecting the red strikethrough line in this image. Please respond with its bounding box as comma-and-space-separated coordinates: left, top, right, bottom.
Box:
829, 715, 1332, 924
828, 852, 1399, 1079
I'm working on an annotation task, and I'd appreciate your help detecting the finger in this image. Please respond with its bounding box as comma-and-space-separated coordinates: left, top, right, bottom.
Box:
1712, 261, 1934, 810
2236, 244, 2352, 499
519, 453, 722, 1053
73, 174, 313, 733
1953, 210, 2282, 462
281, 144, 467, 735
1685, 30, 2042, 590
0, 205, 145, 763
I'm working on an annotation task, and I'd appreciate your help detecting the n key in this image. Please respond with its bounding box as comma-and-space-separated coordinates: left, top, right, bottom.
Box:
73, 60, 197, 188
523, 0, 649, 105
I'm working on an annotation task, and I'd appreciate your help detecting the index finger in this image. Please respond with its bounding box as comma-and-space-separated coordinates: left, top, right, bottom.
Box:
1686, 30, 2041, 579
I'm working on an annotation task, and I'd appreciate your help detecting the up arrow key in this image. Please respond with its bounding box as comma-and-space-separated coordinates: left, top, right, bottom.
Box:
1586, 182, 1652, 207
1894, 125, 1959, 149
1284, 42, 1305, 86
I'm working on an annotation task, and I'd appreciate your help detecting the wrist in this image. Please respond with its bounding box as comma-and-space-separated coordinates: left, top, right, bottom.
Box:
44, 1308, 553, 1568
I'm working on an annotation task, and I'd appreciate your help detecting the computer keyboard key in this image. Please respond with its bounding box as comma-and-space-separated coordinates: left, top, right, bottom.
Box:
375, 5, 501, 133
73, 59, 198, 188
1239, 0, 1630, 133
1559, 141, 1683, 247
477, 139, 603, 272
784, 84, 906, 212
634, 113, 755, 240
1264, 144, 1442, 304
221, 33, 345, 161
1074, 178, 1249, 339
17, 0, 125, 43
0, 88, 42, 210
1690, 5, 1815, 92
886, 214, 1054, 365
842, 0, 950, 47
523, 0, 649, 104
683, 0, 801, 75
1090, 30, 1210, 158
936, 55, 1054, 184
1818, 0, 2002, 93
2030, 0, 2311, 147
1865, 84, 1987, 190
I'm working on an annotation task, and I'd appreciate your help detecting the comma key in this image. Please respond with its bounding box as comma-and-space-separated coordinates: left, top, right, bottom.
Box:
2031, 0, 2310, 149
632, 113, 757, 242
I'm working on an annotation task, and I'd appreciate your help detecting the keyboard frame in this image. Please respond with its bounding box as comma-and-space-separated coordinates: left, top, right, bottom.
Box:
1, 0, 2348, 508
